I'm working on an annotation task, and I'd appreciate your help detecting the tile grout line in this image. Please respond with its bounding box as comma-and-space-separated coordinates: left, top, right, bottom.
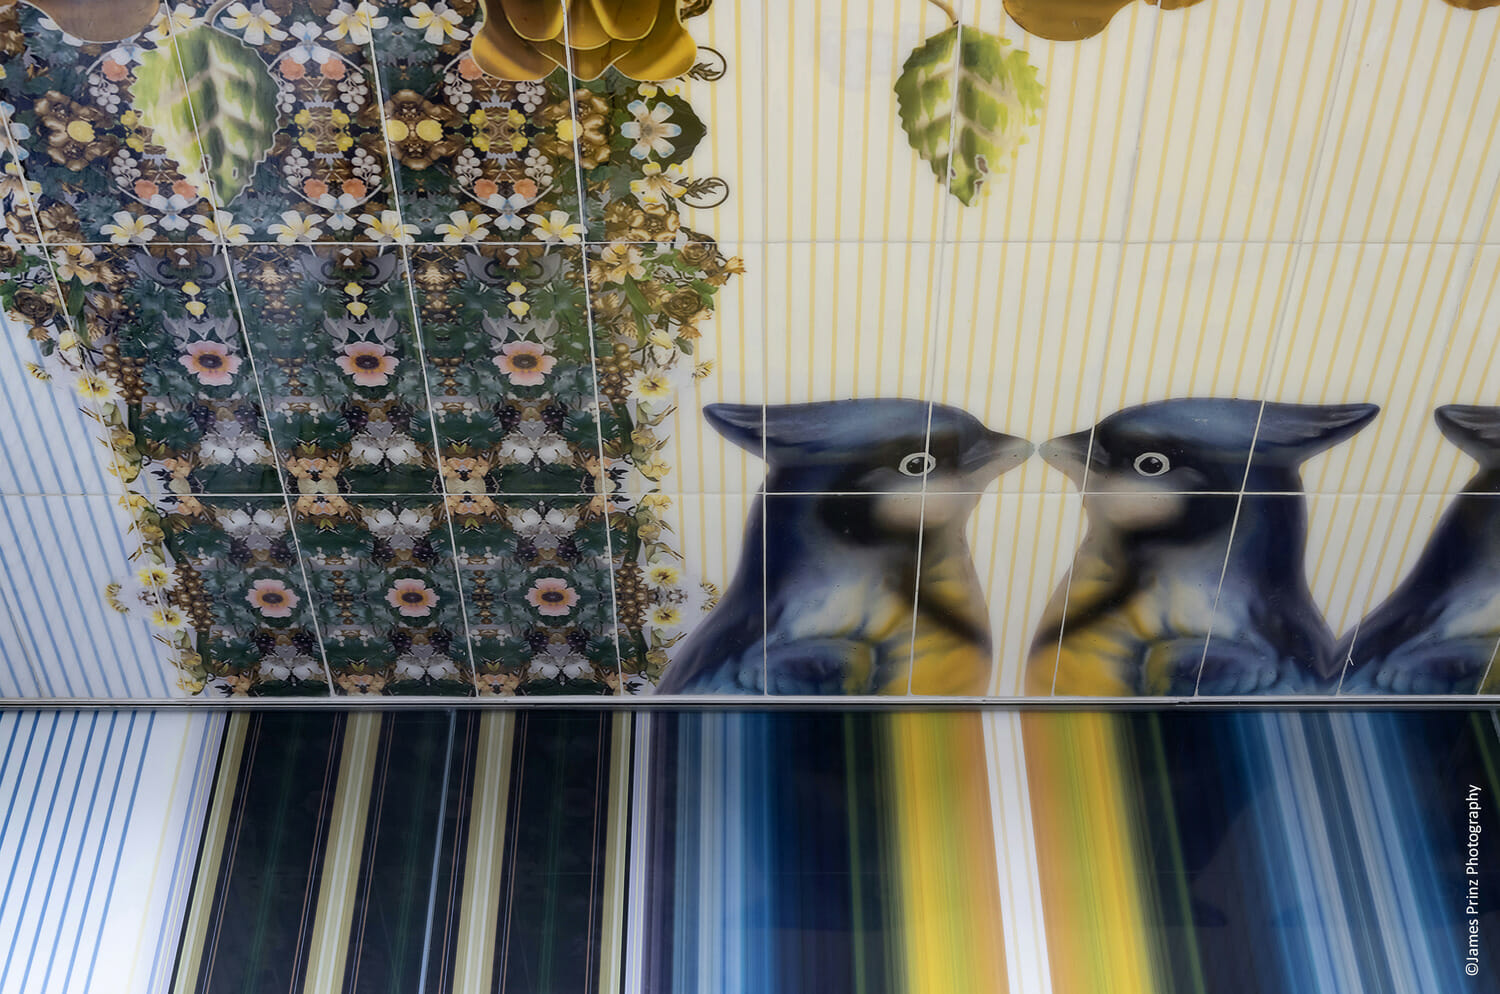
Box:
165, 7, 338, 696
908, 0, 969, 695
559, 5, 628, 692
361, 23, 483, 696
1048, 5, 1164, 696
1194, 0, 1363, 697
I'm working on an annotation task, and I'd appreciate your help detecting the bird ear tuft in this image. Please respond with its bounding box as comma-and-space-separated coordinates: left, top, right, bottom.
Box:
1252, 402, 1379, 461
1435, 405, 1500, 465
702, 404, 766, 454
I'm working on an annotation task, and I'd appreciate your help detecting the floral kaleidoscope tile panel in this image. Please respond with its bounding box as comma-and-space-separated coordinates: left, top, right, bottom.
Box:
0, 0, 1499, 698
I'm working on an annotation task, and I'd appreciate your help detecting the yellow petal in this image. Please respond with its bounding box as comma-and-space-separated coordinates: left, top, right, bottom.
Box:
498, 0, 564, 41
474, 9, 560, 80
587, 0, 656, 42
610, 3, 697, 82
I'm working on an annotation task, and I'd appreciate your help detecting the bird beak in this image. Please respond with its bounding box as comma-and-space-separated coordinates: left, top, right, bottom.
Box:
1039, 429, 1092, 487
965, 430, 1033, 476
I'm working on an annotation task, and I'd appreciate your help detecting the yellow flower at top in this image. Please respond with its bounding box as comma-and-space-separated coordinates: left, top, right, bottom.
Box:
66, 120, 96, 143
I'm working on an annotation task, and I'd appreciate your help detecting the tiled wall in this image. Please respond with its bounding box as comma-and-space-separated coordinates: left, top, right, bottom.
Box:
0, 0, 1498, 699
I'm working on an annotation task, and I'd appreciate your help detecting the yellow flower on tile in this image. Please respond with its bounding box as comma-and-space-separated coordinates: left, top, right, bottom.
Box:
473, 0, 697, 81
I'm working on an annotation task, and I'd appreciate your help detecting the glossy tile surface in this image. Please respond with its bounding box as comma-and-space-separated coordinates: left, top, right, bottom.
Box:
0, 1, 1498, 698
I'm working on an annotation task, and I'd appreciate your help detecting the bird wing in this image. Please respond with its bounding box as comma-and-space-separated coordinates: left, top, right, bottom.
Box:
765, 639, 881, 695
1340, 636, 1498, 695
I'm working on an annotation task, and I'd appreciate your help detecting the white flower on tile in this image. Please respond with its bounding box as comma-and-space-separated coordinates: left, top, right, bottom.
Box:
200, 425, 270, 465
629, 161, 687, 205
325, 2, 387, 45
101, 211, 156, 245
527, 209, 582, 244
486, 192, 531, 232
286, 21, 335, 67
435, 210, 492, 243
220, 3, 286, 45
148, 4, 199, 42
349, 425, 423, 466
404, 2, 467, 45
499, 420, 569, 465
267, 210, 323, 243
621, 101, 681, 160
193, 209, 252, 245
146, 192, 194, 231
359, 210, 416, 243
315, 191, 362, 231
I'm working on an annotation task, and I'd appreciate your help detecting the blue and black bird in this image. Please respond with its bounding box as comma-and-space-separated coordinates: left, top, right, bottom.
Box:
1026, 398, 1379, 696
1340, 405, 1500, 694
655, 399, 1031, 695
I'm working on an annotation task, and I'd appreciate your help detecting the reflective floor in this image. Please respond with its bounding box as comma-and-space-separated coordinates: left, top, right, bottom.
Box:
2, 707, 1497, 993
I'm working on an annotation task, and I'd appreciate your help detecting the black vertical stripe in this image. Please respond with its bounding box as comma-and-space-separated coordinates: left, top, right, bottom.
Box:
343, 711, 452, 994
494, 712, 613, 994
192, 712, 345, 994
425, 711, 482, 994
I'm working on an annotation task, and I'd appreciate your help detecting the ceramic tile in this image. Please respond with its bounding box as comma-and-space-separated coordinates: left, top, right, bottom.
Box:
1124, 0, 1354, 243
0, 494, 178, 697
1031, 491, 1241, 696
0, 2, 206, 245
1252, 243, 1474, 494
1095, 242, 1295, 435
452, 494, 621, 695
167, 1, 400, 245
290, 493, 474, 695
0, 590, 40, 697
229, 241, 441, 494
1304, 1, 1500, 244
965, 492, 1086, 696
369, 2, 587, 245
948, 0, 1157, 243
407, 242, 603, 496
762, 0, 962, 243
1404, 245, 1500, 496
1324, 492, 1500, 695
926, 241, 1120, 494
158, 493, 329, 696
0, 310, 134, 496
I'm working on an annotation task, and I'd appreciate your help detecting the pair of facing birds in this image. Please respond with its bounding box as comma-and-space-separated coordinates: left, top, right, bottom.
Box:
656, 398, 1500, 697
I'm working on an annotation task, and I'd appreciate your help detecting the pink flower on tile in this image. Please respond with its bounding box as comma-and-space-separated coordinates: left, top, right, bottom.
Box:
457, 55, 482, 80
179, 341, 242, 386
341, 178, 367, 199
133, 179, 159, 200
386, 578, 437, 618
303, 178, 329, 199
336, 342, 397, 387
494, 341, 555, 386
171, 179, 198, 200
321, 58, 346, 80
247, 579, 299, 619
526, 577, 578, 617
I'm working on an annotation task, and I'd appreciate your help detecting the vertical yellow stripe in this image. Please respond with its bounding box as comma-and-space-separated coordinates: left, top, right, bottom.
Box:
302, 713, 383, 994
1022, 713, 1156, 994
172, 713, 249, 994
595, 714, 633, 994
452, 712, 517, 992
888, 712, 1008, 994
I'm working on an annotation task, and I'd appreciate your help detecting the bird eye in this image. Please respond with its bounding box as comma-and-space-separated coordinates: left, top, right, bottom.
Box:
1133, 452, 1171, 477
898, 451, 937, 477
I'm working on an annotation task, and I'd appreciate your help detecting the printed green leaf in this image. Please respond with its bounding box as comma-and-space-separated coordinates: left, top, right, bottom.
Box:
132, 26, 279, 205
894, 25, 1045, 206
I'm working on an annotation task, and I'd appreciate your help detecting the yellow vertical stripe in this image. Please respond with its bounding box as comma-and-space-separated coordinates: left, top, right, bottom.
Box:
1022, 713, 1157, 993
452, 712, 517, 992
888, 712, 1008, 993
302, 713, 383, 994
172, 713, 249, 994
595, 714, 633, 994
